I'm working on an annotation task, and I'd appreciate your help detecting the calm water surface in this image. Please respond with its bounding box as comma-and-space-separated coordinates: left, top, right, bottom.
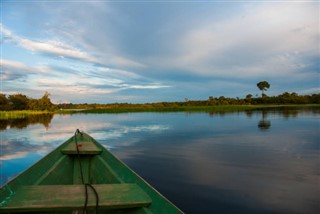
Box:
0, 109, 319, 213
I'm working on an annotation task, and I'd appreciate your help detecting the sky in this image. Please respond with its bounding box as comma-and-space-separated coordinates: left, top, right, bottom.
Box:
0, 1, 319, 104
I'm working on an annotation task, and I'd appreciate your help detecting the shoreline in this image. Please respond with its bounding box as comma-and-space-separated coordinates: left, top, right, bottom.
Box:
1, 104, 319, 119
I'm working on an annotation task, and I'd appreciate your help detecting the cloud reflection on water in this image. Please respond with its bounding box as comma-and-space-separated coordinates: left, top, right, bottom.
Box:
0, 110, 319, 213
0, 151, 28, 161
0, 113, 171, 185
0, 114, 170, 162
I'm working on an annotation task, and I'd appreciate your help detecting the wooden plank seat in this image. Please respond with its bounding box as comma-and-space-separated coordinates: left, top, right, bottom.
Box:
61, 140, 102, 155
0, 184, 152, 212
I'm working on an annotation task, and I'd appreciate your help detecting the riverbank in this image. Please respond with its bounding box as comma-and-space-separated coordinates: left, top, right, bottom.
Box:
79, 105, 265, 113
1, 104, 319, 119
80, 104, 320, 114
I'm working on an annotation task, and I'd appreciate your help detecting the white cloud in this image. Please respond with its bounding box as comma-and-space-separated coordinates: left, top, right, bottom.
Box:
154, 2, 318, 79
1, 59, 33, 71
93, 67, 171, 89
1, 22, 146, 71
1, 59, 35, 80
34, 75, 170, 97
0, 59, 63, 82
1, 57, 170, 101
95, 67, 141, 80
34, 78, 120, 95
19, 39, 98, 63
1, 25, 98, 63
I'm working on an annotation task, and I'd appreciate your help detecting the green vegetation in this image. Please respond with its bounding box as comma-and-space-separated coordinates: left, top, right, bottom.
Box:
57, 92, 320, 111
0, 110, 54, 120
257, 81, 270, 97
72, 104, 320, 114
0, 92, 55, 111
1, 87, 319, 119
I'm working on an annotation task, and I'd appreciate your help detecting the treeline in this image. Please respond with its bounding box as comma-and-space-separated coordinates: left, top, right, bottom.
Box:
0, 92, 55, 111
246, 92, 320, 105
57, 92, 320, 110
1, 91, 319, 111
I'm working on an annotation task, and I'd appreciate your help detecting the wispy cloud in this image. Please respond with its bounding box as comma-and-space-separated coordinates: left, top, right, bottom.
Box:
0, 57, 170, 101
20, 39, 97, 63
1, 59, 36, 80
33, 72, 170, 96
2, 22, 146, 69
1, 59, 33, 71
34, 78, 121, 95
1, 25, 98, 63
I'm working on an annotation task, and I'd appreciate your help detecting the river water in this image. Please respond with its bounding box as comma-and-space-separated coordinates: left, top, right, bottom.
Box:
0, 108, 319, 213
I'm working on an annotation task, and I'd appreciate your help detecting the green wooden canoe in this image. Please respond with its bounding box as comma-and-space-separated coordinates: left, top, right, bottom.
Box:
0, 131, 183, 213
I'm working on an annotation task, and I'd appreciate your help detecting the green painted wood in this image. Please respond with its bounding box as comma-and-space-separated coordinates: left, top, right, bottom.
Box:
34, 155, 69, 185
90, 155, 123, 184
0, 184, 152, 212
61, 139, 102, 155
73, 156, 91, 184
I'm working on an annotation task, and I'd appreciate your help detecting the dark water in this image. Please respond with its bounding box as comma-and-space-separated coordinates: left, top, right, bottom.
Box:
0, 109, 319, 213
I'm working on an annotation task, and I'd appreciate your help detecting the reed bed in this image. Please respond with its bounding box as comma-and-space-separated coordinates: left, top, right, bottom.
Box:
0, 110, 53, 119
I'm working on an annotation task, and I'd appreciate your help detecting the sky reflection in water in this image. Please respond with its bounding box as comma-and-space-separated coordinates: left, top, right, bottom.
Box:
0, 109, 319, 214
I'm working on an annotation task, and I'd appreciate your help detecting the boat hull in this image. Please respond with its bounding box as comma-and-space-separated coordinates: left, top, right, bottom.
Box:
0, 132, 183, 213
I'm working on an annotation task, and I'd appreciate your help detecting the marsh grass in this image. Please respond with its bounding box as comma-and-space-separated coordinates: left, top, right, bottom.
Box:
0, 110, 53, 119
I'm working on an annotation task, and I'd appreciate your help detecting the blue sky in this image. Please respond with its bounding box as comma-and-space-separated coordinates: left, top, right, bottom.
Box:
1, 1, 319, 103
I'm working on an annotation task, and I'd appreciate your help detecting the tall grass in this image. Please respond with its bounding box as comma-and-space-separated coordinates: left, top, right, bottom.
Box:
0, 110, 53, 119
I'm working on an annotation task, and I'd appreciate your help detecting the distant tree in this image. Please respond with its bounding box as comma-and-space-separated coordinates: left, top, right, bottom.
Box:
38, 91, 55, 111
245, 94, 253, 103
217, 96, 227, 105
257, 81, 270, 97
218, 96, 225, 100
0, 94, 9, 110
27, 98, 38, 110
310, 94, 320, 104
8, 94, 29, 110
